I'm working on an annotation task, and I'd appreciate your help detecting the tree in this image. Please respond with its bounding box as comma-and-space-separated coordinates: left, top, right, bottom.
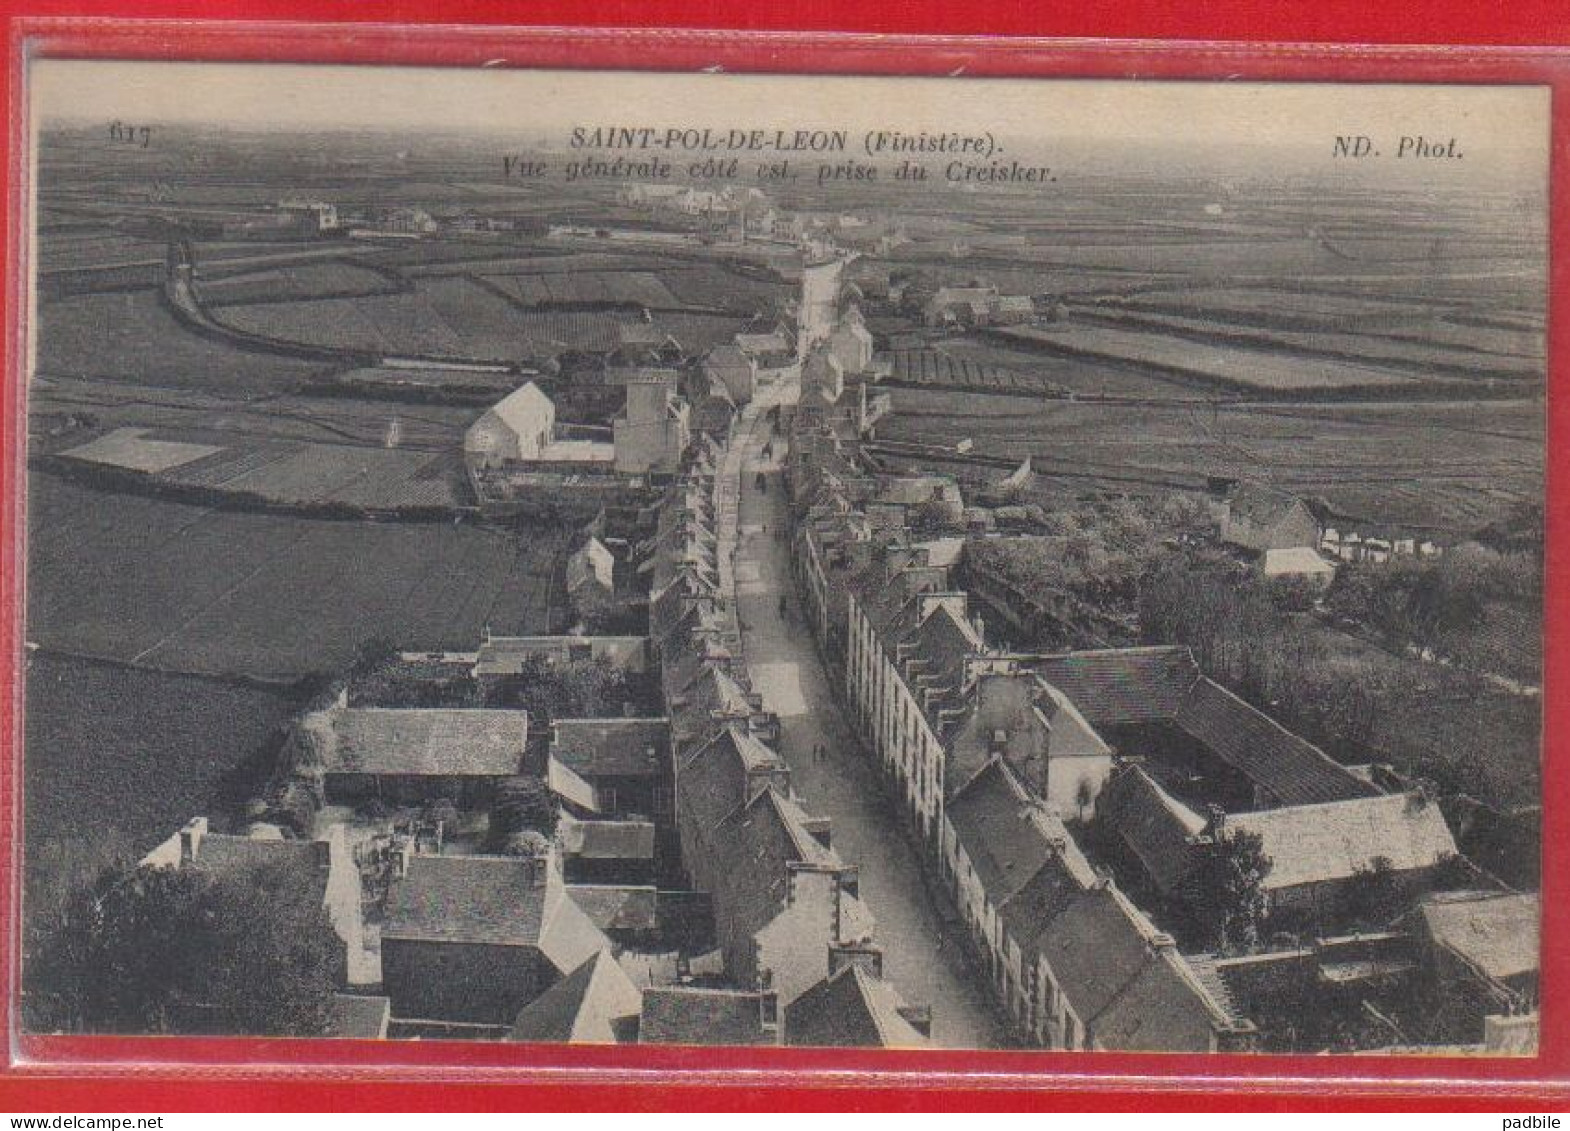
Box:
1345, 855, 1405, 929
1074, 777, 1095, 824
910, 498, 963, 535
482, 654, 636, 722
24, 861, 341, 1036
1180, 828, 1272, 955
489, 776, 560, 844
501, 829, 552, 858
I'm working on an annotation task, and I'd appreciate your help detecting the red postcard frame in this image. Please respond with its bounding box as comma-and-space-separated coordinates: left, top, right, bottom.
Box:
2, 12, 1568, 1112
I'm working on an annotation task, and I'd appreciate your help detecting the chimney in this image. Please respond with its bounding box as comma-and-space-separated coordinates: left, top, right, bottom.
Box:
828, 945, 883, 980
758, 988, 779, 1035
799, 813, 833, 851
971, 613, 986, 642
746, 764, 786, 803
178, 817, 209, 863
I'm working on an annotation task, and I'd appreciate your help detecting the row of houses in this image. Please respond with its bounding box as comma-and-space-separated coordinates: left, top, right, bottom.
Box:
784, 408, 1250, 1049
782, 401, 1535, 1052
638, 431, 932, 1046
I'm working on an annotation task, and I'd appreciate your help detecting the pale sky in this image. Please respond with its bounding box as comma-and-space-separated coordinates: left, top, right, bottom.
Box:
30, 59, 1550, 170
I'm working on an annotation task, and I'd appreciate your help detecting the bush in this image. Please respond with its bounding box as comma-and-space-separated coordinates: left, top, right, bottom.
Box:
1179, 829, 1272, 955
501, 829, 552, 858
489, 776, 559, 844
481, 653, 636, 722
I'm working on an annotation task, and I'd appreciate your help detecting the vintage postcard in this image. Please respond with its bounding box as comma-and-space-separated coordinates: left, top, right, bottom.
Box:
17, 60, 1546, 1056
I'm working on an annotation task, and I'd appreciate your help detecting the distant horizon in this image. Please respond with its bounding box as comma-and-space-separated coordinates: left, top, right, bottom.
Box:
30, 61, 1550, 190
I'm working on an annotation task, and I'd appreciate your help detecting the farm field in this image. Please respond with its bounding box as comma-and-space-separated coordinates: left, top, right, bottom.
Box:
34, 289, 335, 393
1067, 305, 1542, 382
930, 337, 1214, 399
37, 229, 168, 273
363, 239, 562, 270
191, 243, 399, 278
333, 364, 519, 399
209, 274, 758, 361
995, 324, 1422, 394
1374, 689, 1542, 812
1106, 285, 1542, 339
27, 476, 568, 681
480, 270, 680, 307
1107, 288, 1546, 358
24, 651, 305, 871
197, 259, 403, 306
647, 310, 757, 354
396, 249, 664, 277
214, 289, 474, 359
880, 387, 1542, 537
888, 348, 1068, 396
29, 374, 474, 453
56, 426, 467, 510
656, 265, 789, 311
886, 235, 1361, 279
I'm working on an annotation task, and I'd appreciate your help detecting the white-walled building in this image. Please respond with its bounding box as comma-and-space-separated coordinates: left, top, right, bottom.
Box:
465, 382, 616, 473
465, 382, 556, 468
827, 312, 875, 376
614, 376, 690, 476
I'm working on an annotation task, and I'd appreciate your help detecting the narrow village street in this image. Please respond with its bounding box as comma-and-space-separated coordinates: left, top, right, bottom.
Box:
723, 388, 1008, 1050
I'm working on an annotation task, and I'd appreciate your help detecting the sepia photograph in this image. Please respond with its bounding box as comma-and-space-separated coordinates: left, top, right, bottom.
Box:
16, 61, 1547, 1056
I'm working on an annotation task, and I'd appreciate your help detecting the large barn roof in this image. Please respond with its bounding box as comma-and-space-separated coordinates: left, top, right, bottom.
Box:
1228, 792, 1457, 891
1419, 891, 1540, 984
305, 707, 526, 778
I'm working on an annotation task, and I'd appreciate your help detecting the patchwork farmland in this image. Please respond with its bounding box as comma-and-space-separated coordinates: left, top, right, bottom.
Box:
877, 387, 1542, 538
35, 288, 337, 393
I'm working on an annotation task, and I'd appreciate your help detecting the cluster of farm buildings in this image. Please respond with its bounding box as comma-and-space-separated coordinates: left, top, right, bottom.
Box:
123, 240, 1533, 1053
221, 199, 519, 242
266, 184, 910, 256
462, 252, 873, 510
782, 384, 1536, 1052
139, 389, 926, 1046
617, 183, 913, 256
